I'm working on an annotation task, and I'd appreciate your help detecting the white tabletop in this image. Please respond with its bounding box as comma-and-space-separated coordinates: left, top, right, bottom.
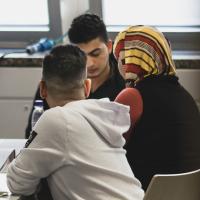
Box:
0, 139, 27, 155
0, 139, 26, 199
0, 173, 19, 200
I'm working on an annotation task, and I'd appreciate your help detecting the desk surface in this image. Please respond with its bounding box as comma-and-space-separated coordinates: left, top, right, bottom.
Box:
0, 139, 26, 199
0, 173, 19, 200
0, 139, 26, 155
0, 139, 27, 172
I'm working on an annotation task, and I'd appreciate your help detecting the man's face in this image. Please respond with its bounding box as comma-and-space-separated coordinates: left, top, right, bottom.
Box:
77, 38, 112, 79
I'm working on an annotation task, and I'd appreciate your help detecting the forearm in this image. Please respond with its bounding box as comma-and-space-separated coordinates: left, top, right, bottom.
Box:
7, 160, 40, 195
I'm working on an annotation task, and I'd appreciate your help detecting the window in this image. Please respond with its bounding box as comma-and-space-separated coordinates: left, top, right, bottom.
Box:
0, 0, 62, 48
89, 0, 200, 51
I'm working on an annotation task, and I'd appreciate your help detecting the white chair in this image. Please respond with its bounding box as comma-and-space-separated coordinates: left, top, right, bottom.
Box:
144, 169, 200, 200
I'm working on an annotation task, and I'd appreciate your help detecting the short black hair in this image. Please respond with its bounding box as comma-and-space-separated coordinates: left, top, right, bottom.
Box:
68, 13, 108, 44
42, 44, 87, 96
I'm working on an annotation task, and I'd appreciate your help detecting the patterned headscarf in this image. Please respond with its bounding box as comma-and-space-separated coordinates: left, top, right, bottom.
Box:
113, 25, 176, 85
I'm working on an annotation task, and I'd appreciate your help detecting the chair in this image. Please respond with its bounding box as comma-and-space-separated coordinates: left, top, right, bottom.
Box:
144, 169, 200, 200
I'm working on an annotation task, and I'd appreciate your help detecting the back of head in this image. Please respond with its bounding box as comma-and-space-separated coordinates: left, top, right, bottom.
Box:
113, 25, 176, 85
68, 13, 108, 43
42, 44, 87, 99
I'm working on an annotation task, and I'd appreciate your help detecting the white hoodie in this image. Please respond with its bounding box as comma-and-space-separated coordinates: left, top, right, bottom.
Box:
7, 98, 144, 200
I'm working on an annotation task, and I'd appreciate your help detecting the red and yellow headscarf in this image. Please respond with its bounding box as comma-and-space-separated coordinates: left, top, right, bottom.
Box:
113, 25, 176, 85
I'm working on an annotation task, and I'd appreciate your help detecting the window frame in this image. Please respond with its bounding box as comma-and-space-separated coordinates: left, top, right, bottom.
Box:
0, 0, 62, 49
89, 0, 200, 52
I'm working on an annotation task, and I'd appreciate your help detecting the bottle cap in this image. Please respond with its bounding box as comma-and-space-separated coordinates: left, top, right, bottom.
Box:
34, 100, 43, 107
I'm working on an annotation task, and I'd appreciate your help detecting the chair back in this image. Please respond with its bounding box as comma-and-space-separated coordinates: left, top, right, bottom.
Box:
144, 169, 200, 200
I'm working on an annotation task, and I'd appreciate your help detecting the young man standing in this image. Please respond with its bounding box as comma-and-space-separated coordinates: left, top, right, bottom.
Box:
7, 45, 144, 200
25, 13, 124, 138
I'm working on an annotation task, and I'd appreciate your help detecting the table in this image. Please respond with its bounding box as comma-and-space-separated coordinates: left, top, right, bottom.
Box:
0, 139, 27, 155
0, 173, 19, 200
0, 139, 26, 200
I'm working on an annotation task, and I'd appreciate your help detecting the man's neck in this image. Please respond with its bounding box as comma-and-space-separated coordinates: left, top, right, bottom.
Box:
48, 94, 86, 108
90, 65, 110, 92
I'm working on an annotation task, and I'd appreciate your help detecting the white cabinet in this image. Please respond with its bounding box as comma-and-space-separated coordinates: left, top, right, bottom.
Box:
0, 67, 42, 138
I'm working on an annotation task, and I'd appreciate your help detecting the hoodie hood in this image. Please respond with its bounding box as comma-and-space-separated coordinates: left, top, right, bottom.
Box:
65, 98, 130, 147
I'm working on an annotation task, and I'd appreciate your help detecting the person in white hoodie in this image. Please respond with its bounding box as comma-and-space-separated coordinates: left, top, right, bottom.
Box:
7, 44, 144, 200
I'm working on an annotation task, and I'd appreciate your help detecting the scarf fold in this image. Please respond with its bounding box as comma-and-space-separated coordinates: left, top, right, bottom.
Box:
113, 25, 176, 85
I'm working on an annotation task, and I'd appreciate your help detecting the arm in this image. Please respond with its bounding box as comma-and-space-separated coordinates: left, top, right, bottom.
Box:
7, 108, 67, 195
115, 88, 143, 141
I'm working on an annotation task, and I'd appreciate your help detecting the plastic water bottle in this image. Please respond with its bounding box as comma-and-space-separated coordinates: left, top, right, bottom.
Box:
31, 100, 44, 130
26, 38, 55, 54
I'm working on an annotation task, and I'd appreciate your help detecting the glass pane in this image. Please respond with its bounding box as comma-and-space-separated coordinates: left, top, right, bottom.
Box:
0, 0, 49, 26
102, 0, 200, 26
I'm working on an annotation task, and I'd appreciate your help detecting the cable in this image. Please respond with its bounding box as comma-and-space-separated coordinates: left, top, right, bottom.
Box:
54, 31, 68, 44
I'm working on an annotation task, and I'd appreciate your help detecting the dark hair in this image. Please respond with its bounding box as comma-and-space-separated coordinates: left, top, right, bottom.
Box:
42, 44, 87, 96
68, 13, 108, 44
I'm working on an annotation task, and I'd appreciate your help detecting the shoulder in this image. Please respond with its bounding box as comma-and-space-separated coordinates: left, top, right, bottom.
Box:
40, 107, 63, 124
34, 107, 67, 137
115, 88, 143, 124
25, 107, 68, 149
115, 88, 142, 104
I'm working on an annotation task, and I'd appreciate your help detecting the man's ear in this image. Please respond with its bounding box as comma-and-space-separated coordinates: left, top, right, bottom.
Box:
107, 39, 113, 54
39, 80, 47, 99
84, 79, 91, 98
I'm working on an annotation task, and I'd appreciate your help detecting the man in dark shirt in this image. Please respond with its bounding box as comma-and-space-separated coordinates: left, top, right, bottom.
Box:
68, 13, 124, 100
25, 13, 124, 138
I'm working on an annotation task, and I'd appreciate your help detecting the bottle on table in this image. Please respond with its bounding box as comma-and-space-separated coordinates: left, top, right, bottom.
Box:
31, 100, 44, 130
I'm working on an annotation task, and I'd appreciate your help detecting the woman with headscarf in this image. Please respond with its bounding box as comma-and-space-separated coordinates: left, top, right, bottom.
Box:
113, 25, 200, 190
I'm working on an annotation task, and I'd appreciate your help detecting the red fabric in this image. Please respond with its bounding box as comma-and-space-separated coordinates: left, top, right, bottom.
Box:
114, 39, 125, 59
125, 64, 147, 81
115, 88, 143, 141
119, 34, 165, 64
